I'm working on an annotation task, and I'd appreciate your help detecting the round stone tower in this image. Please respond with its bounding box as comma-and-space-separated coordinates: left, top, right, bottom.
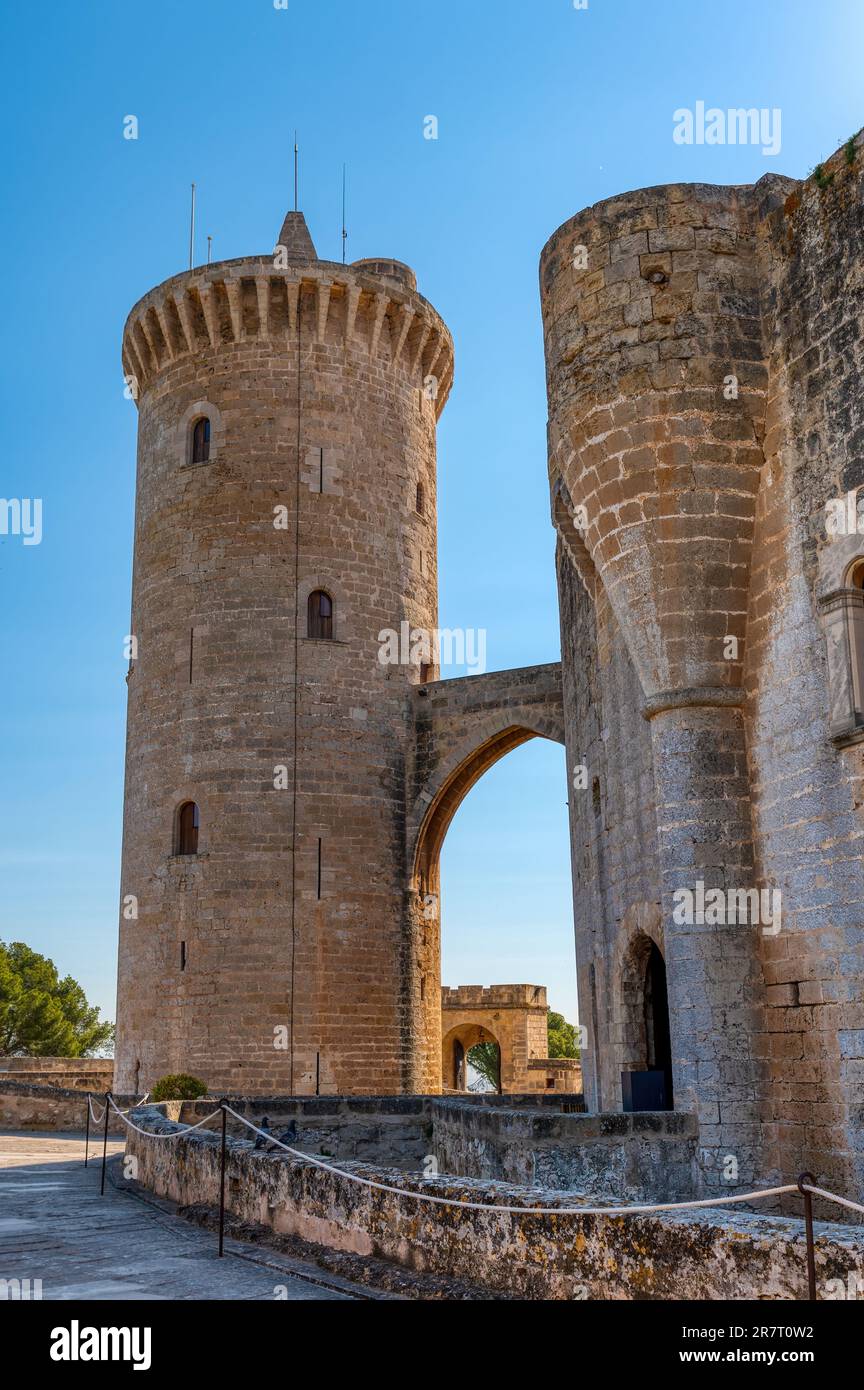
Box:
115, 208, 453, 1097
541, 182, 770, 1188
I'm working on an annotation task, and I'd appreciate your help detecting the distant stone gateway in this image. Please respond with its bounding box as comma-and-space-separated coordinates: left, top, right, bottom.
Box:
116, 129, 864, 1207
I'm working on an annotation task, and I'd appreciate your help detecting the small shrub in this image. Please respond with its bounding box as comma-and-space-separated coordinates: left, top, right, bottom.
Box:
150, 1073, 208, 1102
812, 164, 834, 190
845, 137, 857, 167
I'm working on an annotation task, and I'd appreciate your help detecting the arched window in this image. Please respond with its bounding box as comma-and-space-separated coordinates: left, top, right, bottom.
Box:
176, 802, 200, 856
416, 482, 425, 516
307, 590, 333, 640
191, 417, 211, 465
818, 555, 864, 740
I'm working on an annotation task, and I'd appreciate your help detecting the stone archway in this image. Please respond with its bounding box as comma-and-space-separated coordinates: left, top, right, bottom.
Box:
414, 724, 547, 894
409, 664, 565, 897
618, 929, 673, 1113
442, 1021, 502, 1093
405, 665, 566, 1092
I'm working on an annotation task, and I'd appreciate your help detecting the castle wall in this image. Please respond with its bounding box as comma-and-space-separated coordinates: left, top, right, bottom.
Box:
542, 181, 770, 1189
746, 134, 864, 1198
125, 1105, 864, 1299
543, 134, 864, 1199
557, 541, 660, 1114
440, 984, 553, 1093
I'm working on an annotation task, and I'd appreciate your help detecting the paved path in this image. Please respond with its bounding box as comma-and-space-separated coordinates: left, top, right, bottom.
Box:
0, 1132, 355, 1301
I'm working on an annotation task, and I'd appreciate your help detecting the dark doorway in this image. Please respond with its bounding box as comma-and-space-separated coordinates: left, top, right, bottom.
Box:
453, 1039, 465, 1091
644, 943, 673, 1109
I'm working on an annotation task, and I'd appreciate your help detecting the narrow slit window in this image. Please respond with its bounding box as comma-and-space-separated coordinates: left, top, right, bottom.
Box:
176, 801, 200, 856
308, 590, 333, 640
416, 482, 425, 516
191, 417, 211, 464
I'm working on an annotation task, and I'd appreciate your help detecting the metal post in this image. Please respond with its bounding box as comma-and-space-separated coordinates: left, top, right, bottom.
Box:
84, 1093, 90, 1167
342, 164, 347, 264
100, 1092, 111, 1196
798, 1172, 818, 1300
316, 1052, 320, 1097
189, 183, 196, 270
218, 1103, 228, 1257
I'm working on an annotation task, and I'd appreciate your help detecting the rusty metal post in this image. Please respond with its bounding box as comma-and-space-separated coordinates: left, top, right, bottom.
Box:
100, 1093, 111, 1196
218, 1103, 228, 1257
798, 1172, 818, 1300
84, 1094, 91, 1167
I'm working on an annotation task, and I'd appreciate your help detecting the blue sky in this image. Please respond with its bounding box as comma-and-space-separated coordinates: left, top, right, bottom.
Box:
0, 0, 861, 1032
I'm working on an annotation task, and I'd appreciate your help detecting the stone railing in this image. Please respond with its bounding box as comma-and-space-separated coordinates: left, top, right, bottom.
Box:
121, 1105, 864, 1301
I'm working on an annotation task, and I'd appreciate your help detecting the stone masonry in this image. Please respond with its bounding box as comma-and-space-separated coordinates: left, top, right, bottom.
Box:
116, 130, 864, 1206
115, 210, 564, 1101
440, 985, 581, 1094
543, 131, 864, 1196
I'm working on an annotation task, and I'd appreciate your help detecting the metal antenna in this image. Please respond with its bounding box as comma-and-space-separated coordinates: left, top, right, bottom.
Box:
189, 183, 196, 269
342, 164, 348, 264
294, 132, 299, 212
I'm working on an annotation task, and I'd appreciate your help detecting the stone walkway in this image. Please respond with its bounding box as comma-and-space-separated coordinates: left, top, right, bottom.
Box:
0, 1132, 355, 1301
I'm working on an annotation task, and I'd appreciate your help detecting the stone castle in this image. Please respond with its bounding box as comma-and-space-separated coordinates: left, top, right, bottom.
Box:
117, 129, 864, 1201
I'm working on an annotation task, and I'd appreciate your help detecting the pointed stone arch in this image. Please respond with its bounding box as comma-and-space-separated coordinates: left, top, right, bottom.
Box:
406, 663, 566, 1093
409, 663, 565, 895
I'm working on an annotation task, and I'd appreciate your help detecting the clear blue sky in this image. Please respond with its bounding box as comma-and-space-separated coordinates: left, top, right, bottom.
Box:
1, 0, 861, 1034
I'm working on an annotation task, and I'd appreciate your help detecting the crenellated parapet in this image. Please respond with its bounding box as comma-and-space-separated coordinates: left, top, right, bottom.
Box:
122, 254, 454, 418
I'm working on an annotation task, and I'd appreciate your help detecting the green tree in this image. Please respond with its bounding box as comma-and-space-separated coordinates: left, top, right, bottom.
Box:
0, 941, 114, 1058
466, 1010, 581, 1091
466, 1042, 500, 1093
547, 1010, 580, 1059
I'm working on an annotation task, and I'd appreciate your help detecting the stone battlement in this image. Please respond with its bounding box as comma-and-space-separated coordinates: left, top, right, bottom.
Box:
441, 985, 548, 1010
122, 254, 454, 415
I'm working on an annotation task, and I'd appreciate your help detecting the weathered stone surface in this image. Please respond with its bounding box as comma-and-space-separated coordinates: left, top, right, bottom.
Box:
543, 132, 864, 1200
124, 1107, 864, 1301
0, 1058, 114, 1092
431, 1099, 696, 1200
0, 1083, 132, 1135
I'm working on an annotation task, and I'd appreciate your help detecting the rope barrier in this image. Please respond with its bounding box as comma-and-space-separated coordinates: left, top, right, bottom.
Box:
800, 1185, 864, 1218
107, 1095, 223, 1139
88, 1092, 150, 1124
88, 1096, 106, 1124
223, 1106, 806, 1218
104, 1098, 864, 1227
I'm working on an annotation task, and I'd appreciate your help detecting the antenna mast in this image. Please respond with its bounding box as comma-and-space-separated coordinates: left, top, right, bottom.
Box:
188, 183, 196, 270
342, 164, 348, 264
